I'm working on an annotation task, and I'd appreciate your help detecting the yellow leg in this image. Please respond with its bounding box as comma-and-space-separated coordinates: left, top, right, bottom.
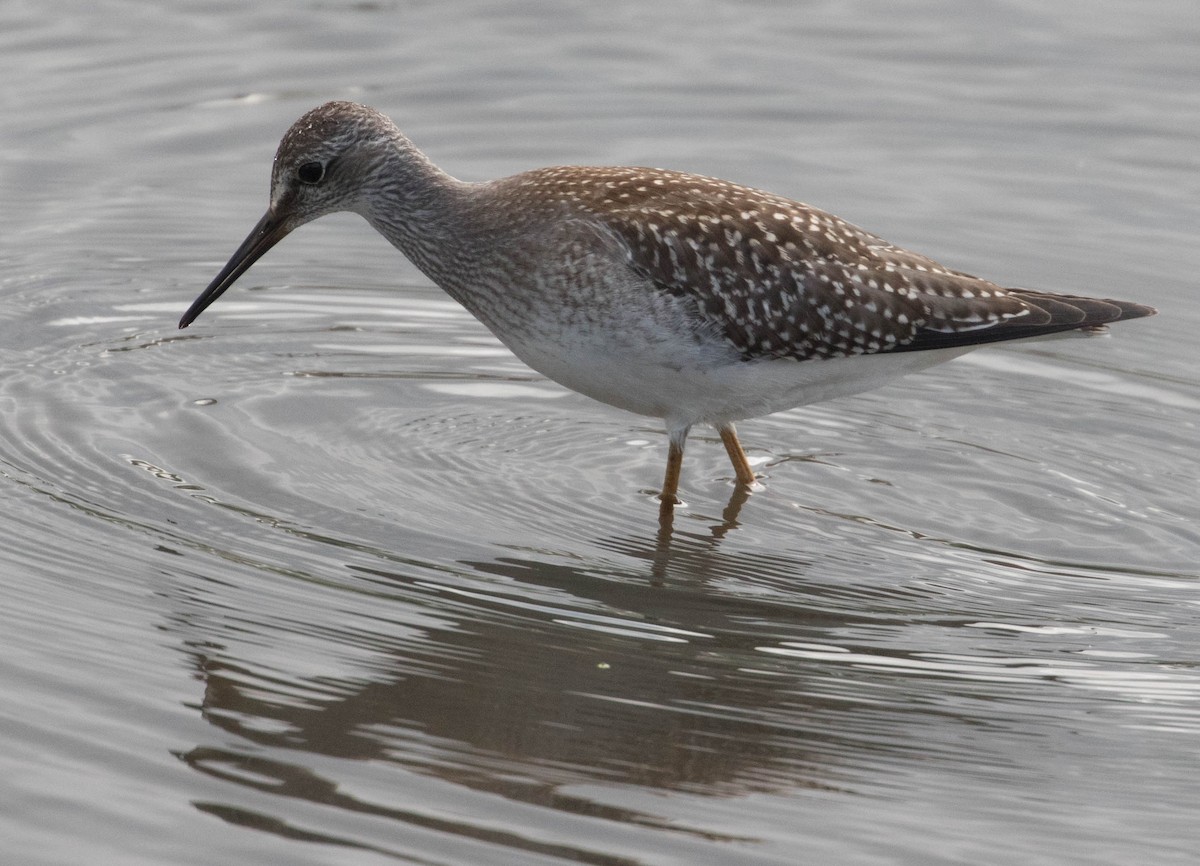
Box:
718, 423, 757, 487
659, 426, 688, 505
660, 440, 684, 505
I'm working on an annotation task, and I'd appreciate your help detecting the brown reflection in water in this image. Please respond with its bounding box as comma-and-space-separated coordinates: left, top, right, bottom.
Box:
653, 483, 754, 579
176, 509, 885, 853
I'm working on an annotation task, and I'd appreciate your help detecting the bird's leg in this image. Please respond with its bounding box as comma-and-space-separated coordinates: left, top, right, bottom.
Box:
717, 423, 757, 487
659, 425, 690, 506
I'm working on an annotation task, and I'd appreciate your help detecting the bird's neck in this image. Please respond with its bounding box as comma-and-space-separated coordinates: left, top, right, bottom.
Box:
360, 139, 487, 298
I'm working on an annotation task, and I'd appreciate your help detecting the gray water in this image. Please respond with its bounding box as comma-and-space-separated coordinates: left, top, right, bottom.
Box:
3, 2, 1199, 864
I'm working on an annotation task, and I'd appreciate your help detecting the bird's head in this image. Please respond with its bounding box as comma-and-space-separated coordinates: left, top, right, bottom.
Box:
179, 101, 402, 328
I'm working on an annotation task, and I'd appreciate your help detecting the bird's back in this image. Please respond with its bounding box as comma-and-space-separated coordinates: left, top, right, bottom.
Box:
486, 164, 1154, 364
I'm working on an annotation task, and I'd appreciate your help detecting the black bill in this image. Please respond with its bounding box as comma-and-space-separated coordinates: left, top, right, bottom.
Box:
178, 210, 291, 328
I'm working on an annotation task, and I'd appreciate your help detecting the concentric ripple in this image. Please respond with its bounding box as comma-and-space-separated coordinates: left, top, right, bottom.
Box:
3, 270, 1198, 866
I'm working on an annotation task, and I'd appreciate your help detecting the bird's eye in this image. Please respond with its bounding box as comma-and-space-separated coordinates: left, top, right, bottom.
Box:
297, 162, 325, 184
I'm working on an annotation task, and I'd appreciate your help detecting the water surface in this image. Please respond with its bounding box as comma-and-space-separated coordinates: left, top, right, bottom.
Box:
2, 2, 1198, 864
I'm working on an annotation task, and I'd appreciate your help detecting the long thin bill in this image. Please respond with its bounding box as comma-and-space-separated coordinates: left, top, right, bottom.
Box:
178, 210, 291, 328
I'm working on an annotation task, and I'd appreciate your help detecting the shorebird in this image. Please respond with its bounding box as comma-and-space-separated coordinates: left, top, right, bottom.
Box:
180, 102, 1155, 505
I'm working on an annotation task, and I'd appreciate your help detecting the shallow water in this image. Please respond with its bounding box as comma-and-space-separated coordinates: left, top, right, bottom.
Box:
3, 1, 1199, 864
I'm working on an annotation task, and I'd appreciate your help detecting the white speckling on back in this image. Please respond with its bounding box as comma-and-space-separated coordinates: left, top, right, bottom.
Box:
478, 162, 1042, 361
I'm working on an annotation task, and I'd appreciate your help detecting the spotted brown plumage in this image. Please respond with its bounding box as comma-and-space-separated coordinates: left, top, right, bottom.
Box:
180, 101, 1156, 507
490, 164, 1152, 360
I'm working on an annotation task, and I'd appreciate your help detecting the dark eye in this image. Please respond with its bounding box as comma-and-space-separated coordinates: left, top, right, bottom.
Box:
297, 162, 325, 184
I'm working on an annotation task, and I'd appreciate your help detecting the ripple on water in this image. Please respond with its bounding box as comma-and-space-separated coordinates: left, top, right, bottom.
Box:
6, 3, 1200, 861
3, 279, 1198, 865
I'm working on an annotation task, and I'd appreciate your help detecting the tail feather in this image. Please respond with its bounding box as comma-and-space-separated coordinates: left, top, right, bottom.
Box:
893, 289, 1156, 353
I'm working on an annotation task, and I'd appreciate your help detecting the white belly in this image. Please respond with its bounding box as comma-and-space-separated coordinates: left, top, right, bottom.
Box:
504, 326, 973, 430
